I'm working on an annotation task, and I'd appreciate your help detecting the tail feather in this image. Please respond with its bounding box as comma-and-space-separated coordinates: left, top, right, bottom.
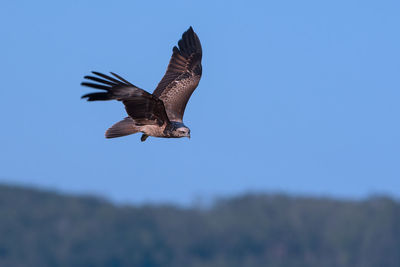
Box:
105, 117, 140, 138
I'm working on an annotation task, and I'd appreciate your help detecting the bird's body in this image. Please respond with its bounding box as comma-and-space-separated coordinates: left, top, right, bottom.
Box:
81, 27, 202, 141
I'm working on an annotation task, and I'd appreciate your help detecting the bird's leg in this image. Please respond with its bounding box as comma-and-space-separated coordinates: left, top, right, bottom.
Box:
141, 134, 149, 142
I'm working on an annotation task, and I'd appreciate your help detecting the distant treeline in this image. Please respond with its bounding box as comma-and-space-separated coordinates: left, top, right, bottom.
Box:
0, 184, 399, 267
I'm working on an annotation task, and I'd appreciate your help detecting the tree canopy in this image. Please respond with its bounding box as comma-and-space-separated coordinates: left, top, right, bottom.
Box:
0, 184, 399, 267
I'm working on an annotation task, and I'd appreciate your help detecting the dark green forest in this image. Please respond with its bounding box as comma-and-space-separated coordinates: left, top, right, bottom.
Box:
0, 184, 399, 267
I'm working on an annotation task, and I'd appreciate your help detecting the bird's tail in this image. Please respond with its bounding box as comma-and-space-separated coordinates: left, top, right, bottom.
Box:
105, 117, 141, 138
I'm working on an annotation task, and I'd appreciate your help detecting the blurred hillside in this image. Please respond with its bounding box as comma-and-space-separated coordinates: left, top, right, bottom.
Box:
0, 184, 399, 267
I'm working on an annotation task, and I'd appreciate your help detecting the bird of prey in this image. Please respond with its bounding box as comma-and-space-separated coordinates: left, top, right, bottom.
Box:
81, 27, 202, 142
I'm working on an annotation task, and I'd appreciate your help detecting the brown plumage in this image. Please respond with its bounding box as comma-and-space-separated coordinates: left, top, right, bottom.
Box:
153, 27, 202, 122
81, 27, 202, 141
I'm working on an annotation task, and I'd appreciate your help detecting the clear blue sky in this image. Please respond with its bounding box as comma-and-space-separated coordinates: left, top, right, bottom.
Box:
1, 1, 399, 204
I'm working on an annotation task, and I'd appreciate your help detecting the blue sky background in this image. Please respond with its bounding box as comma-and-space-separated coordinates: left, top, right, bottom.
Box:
1, 1, 399, 205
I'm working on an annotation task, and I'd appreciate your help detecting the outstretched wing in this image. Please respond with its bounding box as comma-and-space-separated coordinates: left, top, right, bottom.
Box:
153, 26, 202, 122
82, 72, 169, 126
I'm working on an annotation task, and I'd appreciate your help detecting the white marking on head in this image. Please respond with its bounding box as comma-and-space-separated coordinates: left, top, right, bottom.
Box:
176, 126, 190, 137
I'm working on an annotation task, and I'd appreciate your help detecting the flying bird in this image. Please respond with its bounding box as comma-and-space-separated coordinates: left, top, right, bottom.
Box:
81, 27, 202, 142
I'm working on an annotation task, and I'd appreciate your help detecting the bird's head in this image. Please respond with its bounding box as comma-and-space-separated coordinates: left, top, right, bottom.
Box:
168, 121, 191, 139
173, 126, 191, 139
